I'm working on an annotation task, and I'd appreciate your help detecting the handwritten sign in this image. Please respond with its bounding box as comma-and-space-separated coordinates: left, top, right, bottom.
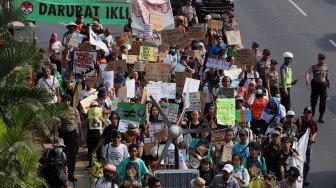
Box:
186, 92, 201, 112
79, 92, 98, 113
150, 11, 164, 31
235, 110, 252, 122
68, 33, 85, 47
188, 27, 206, 41
126, 79, 135, 98
235, 49, 255, 65
183, 78, 200, 93
118, 119, 139, 133
84, 77, 104, 88
225, 30, 242, 45
147, 82, 176, 100
146, 63, 171, 81
145, 123, 165, 143
206, 58, 230, 70
216, 98, 235, 126
102, 71, 114, 91
178, 34, 191, 51
139, 46, 158, 62
117, 102, 146, 125
73, 51, 97, 76
109, 59, 128, 72
218, 88, 235, 98
134, 61, 146, 72
175, 72, 192, 87
161, 29, 184, 47
208, 19, 223, 30
129, 41, 141, 55
126, 55, 138, 64
115, 32, 129, 47
211, 129, 226, 146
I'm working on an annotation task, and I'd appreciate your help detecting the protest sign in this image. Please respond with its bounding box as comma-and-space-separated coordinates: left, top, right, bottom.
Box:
78, 41, 93, 51
110, 98, 119, 111
218, 88, 235, 98
15, 0, 130, 24
89, 29, 109, 55
141, 87, 147, 104
187, 27, 206, 41
161, 29, 184, 47
175, 72, 192, 87
80, 92, 98, 113
117, 102, 146, 125
154, 129, 169, 141
235, 110, 252, 122
167, 103, 179, 123
143, 24, 153, 39
73, 51, 97, 76
147, 82, 176, 100
126, 79, 135, 98
211, 129, 226, 146
183, 78, 200, 93
126, 55, 138, 64
146, 63, 171, 82
134, 61, 146, 72
206, 58, 230, 70
129, 41, 141, 55
177, 34, 191, 51
225, 30, 242, 45
117, 86, 128, 102
235, 49, 255, 65
84, 77, 104, 88
102, 71, 114, 91
145, 123, 165, 143
118, 119, 139, 133
115, 32, 129, 47
189, 50, 202, 59
68, 33, 85, 47
139, 46, 158, 62
186, 92, 201, 112
208, 19, 223, 30
111, 59, 128, 72
220, 143, 233, 163
172, 63, 186, 74
143, 143, 155, 155
150, 11, 164, 31
216, 98, 235, 126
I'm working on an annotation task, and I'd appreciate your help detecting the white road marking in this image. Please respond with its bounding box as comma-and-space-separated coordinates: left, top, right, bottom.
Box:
58, 22, 67, 26
288, 0, 308, 16
329, 40, 336, 48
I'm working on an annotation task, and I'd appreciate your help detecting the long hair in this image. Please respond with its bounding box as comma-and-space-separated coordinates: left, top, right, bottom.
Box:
48, 33, 58, 54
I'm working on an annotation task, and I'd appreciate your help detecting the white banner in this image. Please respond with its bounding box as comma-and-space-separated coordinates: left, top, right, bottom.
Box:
89, 28, 109, 55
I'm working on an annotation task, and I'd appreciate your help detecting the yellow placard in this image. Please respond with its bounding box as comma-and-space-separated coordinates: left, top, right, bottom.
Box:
139, 46, 158, 62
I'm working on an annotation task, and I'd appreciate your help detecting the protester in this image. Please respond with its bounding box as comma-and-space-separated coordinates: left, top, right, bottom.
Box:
191, 177, 206, 188
180, 0, 198, 26
95, 164, 119, 188
254, 49, 271, 86
231, 153, 250, 188
37, 66, 61, 104
276, 166, 300, 188
265, 59, 279, 97
232, 129, 250, 160
211, 164, 240, 188
102, 130, 129, 167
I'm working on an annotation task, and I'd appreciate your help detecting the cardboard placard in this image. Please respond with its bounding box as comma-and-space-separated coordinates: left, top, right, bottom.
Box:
102, 71, 114, 91
146, 63, 171, 82
206, 58, 230, 70
187, 27, 206, 41
73, 51, 97, 76
175, 72, 192, 87
200, 91, 207, 117
111, 59, 128, 72
117, 86, 128, 102
126, 55, 138, 64
178, 34, 191, 51
139, 46, 158, 62
208, 19, 223, 30
115, 32, 129, 47
79, 92, 98, 113
235, 49, 255, 65
78, 41, 93, 51
141, 87, 147, 104
161, 29, 184, 47
225, 30, 242, 45
145, 123, 165, 143
84, 77, 104, 88
218, 88, 235, 98
134, 61, 146, 72
189, 50, 202, 59
129, 41, 141, 55
154, 128, 168, 141
150, 11, 164, 31
144, 143, 155, 155
216, 98, 235, 126
68, 33, 85, 47
211, 129, 226, 147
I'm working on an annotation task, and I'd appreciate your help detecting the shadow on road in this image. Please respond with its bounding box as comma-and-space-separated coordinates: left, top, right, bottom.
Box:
324, 0, 336, 5
327, 95, 336, 115
315, 33, 336, 52
307, 170, 336, 188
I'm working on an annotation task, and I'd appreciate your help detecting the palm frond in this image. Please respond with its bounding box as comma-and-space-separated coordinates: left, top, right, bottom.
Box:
0, 7, 28, 29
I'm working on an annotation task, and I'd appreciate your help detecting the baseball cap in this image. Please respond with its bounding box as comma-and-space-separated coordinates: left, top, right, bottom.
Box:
286, 110, 295, 116
239, 128, 248, 135
271, 130, 281, 136
304, 107, 312, 113
104, 164, 116, 172
222, 164, 233, 173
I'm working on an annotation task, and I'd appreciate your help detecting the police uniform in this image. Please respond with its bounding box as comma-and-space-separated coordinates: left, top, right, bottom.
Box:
279, 63, 293, 112
308, 63, 328, 119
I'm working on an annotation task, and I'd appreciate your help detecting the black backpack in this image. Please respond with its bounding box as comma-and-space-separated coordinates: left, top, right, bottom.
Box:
239, 70, 258, 87
39, 150, 67, 184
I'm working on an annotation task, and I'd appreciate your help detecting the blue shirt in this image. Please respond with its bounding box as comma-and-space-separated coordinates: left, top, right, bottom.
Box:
232, 143, 250, 160
210, 43, 227, 55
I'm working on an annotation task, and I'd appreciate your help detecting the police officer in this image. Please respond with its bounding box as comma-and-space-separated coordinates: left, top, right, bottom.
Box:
279, 52, 297, 112
305, 53, 330, 123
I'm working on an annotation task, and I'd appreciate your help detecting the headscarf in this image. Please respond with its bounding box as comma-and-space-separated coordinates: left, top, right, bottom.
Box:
48, 33, 58, 54
263, 97, 284, 116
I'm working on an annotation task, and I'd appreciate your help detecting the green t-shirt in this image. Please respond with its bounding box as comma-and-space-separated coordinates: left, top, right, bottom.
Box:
116, 157, 149, 186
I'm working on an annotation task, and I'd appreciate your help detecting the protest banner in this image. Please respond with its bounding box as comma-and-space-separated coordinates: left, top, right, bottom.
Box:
175, 72, 192, 87
206, 58, 230, 70
150, 11, 164, 31
235, 49, 255, 65
161, 29, 184, 47
130, 0, 174, 31
89, 29, 109, 55
186, 92, 201, 112
84, 77, 104, 88
15, 0, 130, 24
225, 30, 242, 45
183, 78, 200, 93
73, 51, 97, 76
146, 63, 171, 81
115, 32, 129, 47
126, 79, 135, 98
187, 27, 206, 41
68, 33, 85, 47
80, 92, 98, 113
126, 55, 138, 64
218, 88, 235, 98
211, 129, 226, 146
139, 46, 158, 62
118, 119, 139, 133
129, 41, 141, 55
117, 102, 146, 125
208, 19, 223, 30
102, 71, 114, 91
216, 98, 236, 126
147, 82, 176, 100
235, 110, 252, 122
134, 61, 146, 72
110, 59, 128, 72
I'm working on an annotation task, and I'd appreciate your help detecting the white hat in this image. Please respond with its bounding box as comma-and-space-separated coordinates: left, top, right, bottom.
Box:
204, 15, 211, 20
286, 110, 295, 116
283, 52, 294, 58
222, 164, 233, 173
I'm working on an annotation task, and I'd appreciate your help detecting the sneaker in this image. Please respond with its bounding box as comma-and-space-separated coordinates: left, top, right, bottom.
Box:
303, 178, 309, 186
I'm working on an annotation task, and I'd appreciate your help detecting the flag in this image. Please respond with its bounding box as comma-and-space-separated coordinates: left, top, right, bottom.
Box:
89, 28, 110, 55
235, 110, 252, 122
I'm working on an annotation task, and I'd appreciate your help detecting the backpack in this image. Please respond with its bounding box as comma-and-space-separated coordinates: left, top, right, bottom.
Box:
40, 150, 67, 184
239, 70, 258, 87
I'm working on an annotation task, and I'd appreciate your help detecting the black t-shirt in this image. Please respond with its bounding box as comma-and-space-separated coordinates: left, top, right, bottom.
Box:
101, 125, 118, 145
199, 168, 214, 186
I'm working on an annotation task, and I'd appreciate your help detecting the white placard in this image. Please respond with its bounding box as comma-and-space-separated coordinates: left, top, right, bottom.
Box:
102, 71, 114, 91
183, 78, 200, 94
126, 79, 136, 98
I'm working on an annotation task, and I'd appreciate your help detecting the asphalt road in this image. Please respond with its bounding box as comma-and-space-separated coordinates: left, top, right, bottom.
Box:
235, 0, 336, 187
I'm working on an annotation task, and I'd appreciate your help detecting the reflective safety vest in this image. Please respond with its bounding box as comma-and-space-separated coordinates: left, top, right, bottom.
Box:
278, 64, 292, 88
88, 107, 103, 130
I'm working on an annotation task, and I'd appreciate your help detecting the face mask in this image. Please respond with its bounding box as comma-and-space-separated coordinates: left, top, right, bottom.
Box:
169, 49, 177, 56
257, 89, 263, 95
222, 54, 227, 59
175, 99, 181, 103
81, 19, 84, 23
54, 147, 63, 154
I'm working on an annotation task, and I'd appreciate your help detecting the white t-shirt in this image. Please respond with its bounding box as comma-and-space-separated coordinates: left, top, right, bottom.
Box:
99, 34, 114, 47
79, 88, 97, 100
102, 143, 129, 167
95, 177, 119, 188
241, 71, 259, 89
37, 76, 60, 104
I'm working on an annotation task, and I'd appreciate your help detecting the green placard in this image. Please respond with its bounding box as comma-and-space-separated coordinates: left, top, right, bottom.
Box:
117, 102, 146, 125
15, 0, 130, 24
216, 98, 235, 126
